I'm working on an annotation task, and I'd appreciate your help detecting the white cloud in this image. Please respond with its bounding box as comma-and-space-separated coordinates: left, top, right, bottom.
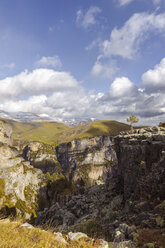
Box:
35, 56, 62, 68
142, 58, 165, 93
86, 38, 101, 51
119, 0, 134, 7
1, 59, 165, 125
101, 12, 165, 59
91, 60, 118, 78
118, 0, 161, 7
109, 77, 138, 98
76, 6, 101, 29
0, 68, 78, 99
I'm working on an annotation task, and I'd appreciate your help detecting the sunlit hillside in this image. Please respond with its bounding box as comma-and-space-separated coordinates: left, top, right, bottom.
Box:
4, 119, 131, 145
8, 120, 69, 145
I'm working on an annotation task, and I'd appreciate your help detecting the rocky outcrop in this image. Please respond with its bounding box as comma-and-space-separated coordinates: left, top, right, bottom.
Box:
114, 126, 165, 201
56, 136, 117, 186
0, 121, 46, 219
23, 142, 61, 174
35, 178, 123, 238
0, 120, 13, 146
36, 127, 165, 247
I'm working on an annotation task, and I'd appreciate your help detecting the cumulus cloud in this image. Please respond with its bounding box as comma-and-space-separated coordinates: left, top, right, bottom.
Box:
109, 77, 138, 98
76, 6, 101, 29
0, 68, 78, 99
91, 11, 165, 79
91, 59, 118, 78
142, 58, 165, 93
35, 56, 62, 68
101, 12, 165, 59
1, 59, 165, 125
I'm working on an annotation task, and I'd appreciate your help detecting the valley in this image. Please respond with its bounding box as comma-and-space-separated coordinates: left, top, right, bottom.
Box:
0, 119, 164, 248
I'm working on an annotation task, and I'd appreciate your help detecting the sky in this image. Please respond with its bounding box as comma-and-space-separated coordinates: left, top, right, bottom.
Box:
0, 0, 165, 125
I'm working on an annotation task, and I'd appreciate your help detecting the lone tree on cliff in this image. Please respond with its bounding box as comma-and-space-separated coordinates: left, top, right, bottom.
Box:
126, 115, 139, 133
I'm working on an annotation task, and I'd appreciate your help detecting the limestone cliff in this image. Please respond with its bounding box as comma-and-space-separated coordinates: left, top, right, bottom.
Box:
0, 120, 13, 146
36, 127, 165, 247
56, 136, 117, 186
23, 142, 61, 174
114, 126, 165, 201
0, 121, 46, 219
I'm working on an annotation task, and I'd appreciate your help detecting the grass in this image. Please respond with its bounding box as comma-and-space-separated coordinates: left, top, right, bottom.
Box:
0, 220, 99, 248
9, 120, 69, 145
6, 119, 131, 145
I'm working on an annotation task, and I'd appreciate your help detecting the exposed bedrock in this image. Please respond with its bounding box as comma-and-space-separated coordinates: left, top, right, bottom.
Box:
0, 120, 46, 219
56, 136, 117, 186
0, 120, 13, 146
114, 126, 165, 201
36, 127, 165, 246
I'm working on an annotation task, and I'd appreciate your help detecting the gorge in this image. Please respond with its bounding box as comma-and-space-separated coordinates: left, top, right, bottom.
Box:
0, 119, 165, 248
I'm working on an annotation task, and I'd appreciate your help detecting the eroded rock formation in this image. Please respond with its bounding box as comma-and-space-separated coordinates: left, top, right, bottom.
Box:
0, 120, 46, 219
56, 136, 117, 185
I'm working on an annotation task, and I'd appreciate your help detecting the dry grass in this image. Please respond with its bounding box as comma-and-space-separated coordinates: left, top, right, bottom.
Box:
8, 119, 131, 145
0, 220, 99, 248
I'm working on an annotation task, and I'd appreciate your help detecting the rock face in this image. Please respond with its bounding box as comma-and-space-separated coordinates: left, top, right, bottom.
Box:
23, 142, 61, 174
114, 126, 165, 201
56, 136, 117, 185
36, 178, 123, 238
1, 120, 165, 246
36, 127, 165, 247
0, 121, 46, 219
0, 120, 13, 146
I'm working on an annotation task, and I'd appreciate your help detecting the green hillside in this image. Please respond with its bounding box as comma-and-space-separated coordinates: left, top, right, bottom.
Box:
3, 119, 131, 145
8, 120, 69, 144
58, 120, 130, 143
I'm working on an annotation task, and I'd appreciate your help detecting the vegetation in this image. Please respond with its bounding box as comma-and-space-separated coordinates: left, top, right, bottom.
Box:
0, 178, 5, 198
8, 119, 131, 145
159, 122, 165, 128
126, 115, 139, 133
9, 120, 69, 145
0, 220, 98, 248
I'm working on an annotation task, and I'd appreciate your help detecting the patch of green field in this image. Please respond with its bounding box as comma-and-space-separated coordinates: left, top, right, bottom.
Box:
58, 120, 130, 143
8, 120, 69, 145
4, 119, 131, 145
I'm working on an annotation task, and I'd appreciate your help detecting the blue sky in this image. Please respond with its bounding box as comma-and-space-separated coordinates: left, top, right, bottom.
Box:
0, 0, 165, 124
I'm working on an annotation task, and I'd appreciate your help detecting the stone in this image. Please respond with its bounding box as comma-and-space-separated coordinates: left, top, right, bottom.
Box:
19, 222, 34, 229
0, 120, 13, 145
54, 232, 67, 244
56, 136, 117, 186
23, 142, 60, 174
113, 230, 125, 242
67, 232, 88, 240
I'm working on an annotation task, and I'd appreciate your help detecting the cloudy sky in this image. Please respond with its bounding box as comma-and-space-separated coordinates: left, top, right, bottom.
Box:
0, 0, 165, 125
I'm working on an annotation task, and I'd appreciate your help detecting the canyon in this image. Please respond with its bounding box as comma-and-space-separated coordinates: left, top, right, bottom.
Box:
0, 119, 164, 247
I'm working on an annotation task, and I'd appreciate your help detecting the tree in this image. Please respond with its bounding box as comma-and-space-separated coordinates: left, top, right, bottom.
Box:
126, 115, 139, 133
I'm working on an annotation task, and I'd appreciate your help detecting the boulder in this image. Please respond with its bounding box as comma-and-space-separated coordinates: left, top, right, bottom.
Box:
54, 232, 67, 244
67, 232, 88, 240
19, 222, 34, 229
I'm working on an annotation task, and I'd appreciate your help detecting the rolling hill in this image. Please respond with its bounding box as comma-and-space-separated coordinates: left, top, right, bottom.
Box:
3, 119, 131, 145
